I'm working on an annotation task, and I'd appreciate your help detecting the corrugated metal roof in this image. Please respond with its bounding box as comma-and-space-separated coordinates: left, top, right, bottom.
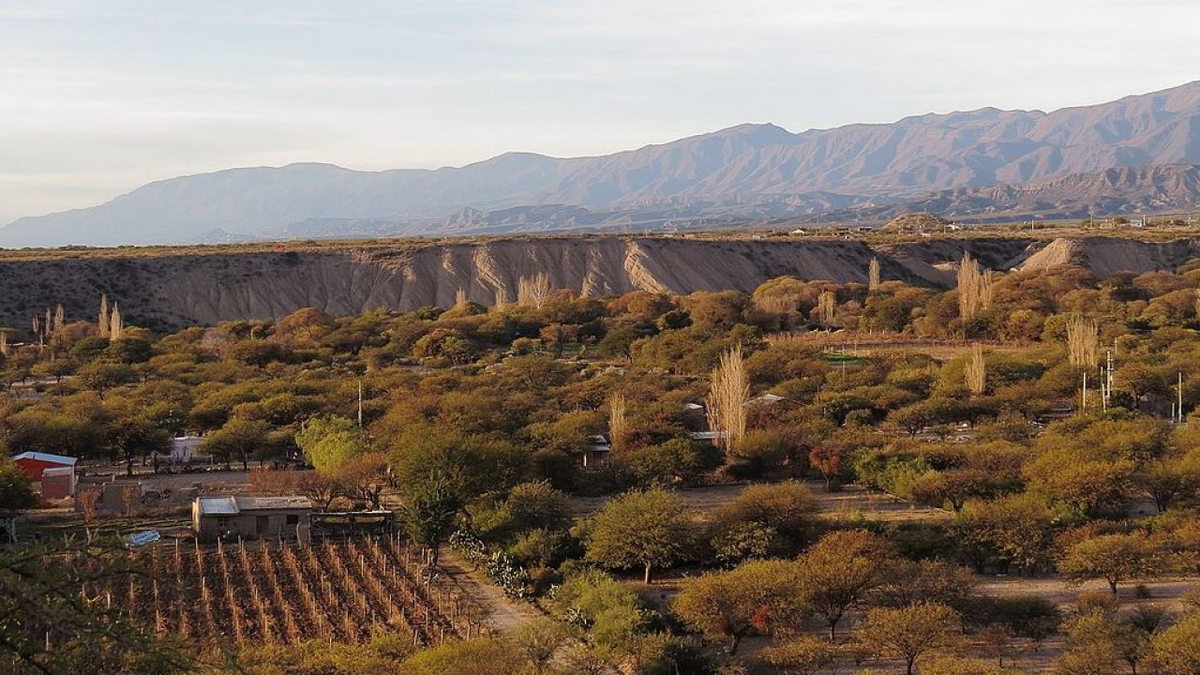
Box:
196, 496, 238, 515
11, 451, 78, 466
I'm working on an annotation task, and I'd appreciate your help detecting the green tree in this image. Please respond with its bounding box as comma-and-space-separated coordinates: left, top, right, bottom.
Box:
200, 417, 274, 471
402, 476, 463, 567
296, 415, 368, 475
585, 487, 694, 584
860, 602, 961, 675
711, 481, 818, 555
0, 459, 36, 512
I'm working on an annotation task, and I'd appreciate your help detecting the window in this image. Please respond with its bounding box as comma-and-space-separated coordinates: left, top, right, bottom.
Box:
286, 515, 299, 525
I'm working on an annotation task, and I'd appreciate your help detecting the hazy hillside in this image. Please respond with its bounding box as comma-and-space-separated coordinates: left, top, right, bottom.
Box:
5, 81, 1200, 246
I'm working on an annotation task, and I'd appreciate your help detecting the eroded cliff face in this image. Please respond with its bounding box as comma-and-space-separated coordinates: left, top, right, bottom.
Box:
0, 235, 1195, 331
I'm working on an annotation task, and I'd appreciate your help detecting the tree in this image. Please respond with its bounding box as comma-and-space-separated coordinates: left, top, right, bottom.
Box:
1055, 610, 1148, 675
296, 416, 369, 475
712, 481, 818, 554
1151, 612, 1200, 675
200, 417, 274, 471
1138, 456, 1200, 512
955, 493, 1064, 573
0, 537, 192, 674
763, 635, 842, 675
922, 656, 1020, 675
706, 344, 748, 452
673, 558, 806, 654
585, 487, 694, 584
1058, 532, 1167, 595
110, 417, 169, 477
809, 443, 845, 491
796, 529, 895, 640
335, 452, 388, 510
860, 602, 961, 675
0, 459, 36, 512
402, 476, 463, 567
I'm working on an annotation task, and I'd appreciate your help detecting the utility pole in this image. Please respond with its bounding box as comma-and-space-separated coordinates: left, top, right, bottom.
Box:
1082, 371, 1088, 411
357, 379, 364, 429
1178, 371, 1184, 424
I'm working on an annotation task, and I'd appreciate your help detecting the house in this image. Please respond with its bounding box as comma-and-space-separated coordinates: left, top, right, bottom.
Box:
11, 451, 78, 498
192, 495, 312, 541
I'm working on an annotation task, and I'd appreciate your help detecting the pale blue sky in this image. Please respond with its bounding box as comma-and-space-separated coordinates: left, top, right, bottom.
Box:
2, 0, 1200, 223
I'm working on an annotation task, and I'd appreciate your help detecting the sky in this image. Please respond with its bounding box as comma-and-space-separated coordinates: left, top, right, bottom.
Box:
2, 0, 1200, 224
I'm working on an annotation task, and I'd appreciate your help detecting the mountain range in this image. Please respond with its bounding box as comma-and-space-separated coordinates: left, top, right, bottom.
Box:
7, 80, 1200, 247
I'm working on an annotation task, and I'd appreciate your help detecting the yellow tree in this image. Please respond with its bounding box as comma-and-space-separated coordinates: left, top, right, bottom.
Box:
860, 602, 961, 675
673, 558, 806, 654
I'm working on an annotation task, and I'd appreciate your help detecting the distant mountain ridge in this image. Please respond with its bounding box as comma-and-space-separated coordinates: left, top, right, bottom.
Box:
805, 164, 1200, 224
6, 81, 1200, 246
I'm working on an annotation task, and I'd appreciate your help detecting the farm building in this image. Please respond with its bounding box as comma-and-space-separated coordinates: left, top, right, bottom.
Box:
11, 451, 78, 498
192, 495, 312, 541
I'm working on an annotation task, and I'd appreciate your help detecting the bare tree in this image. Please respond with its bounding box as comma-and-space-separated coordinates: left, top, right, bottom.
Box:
608, 392, 628, 454
957, 253, 994, 320
517, 272, 553, 308
109, 303, 123, 341
99, 294, 110, 338
817, 290, 837, 326
1065, 315, 1099, 367
493, 286, 510, 310
965, 344, 986, 395
706, 344, 749, 451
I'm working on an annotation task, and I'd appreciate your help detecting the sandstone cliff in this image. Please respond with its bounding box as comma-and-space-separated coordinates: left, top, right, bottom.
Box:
0, 235, 1194, 331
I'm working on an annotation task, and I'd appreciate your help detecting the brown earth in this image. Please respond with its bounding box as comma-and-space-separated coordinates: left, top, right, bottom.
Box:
3, 233, 1200, 331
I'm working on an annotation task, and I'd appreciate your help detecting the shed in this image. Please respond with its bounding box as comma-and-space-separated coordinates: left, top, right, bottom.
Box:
11, 452, 78, 497
584, 434, 611, 467
192, 495, 312, 541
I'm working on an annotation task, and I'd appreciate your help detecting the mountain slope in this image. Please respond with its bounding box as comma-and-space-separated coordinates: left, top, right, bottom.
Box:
808, 164, 1200, 223
6, 81, 1200, 246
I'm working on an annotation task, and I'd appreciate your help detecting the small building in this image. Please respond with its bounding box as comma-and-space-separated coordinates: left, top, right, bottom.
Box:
154, 435, 201, 467
11, 452, 78, 498
192, 495, 312, 541
584, 434, 611, 467
689, 430, 728, 444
